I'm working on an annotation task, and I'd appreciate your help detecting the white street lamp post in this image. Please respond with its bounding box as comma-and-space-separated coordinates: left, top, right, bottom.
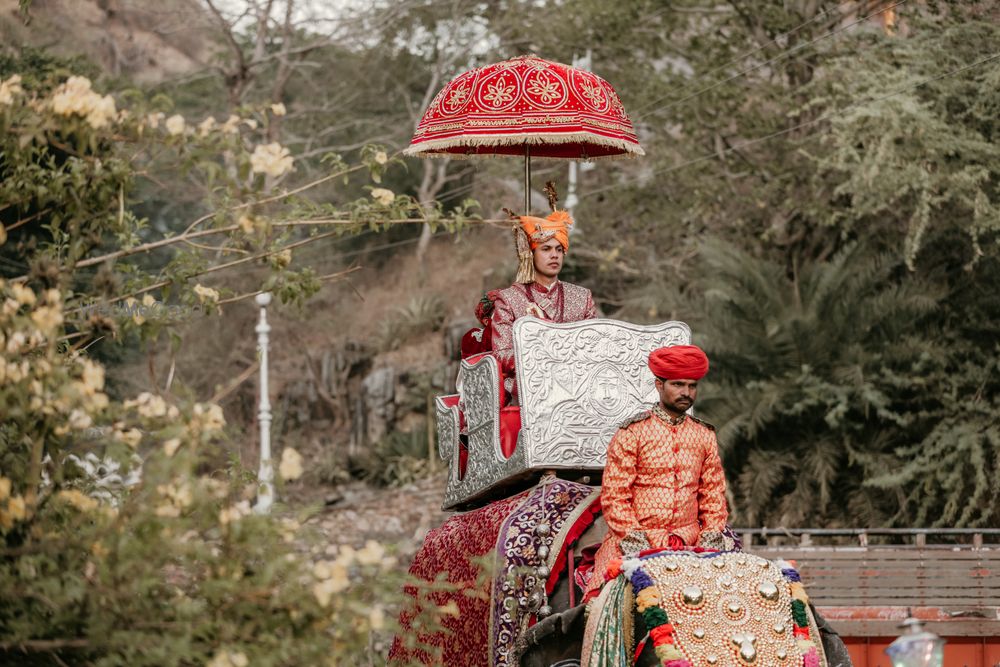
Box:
253, 292, 274, 514
885, 616, 945, 667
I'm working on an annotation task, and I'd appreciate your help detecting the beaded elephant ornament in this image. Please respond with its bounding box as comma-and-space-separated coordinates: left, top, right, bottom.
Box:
583, 551, 827, 667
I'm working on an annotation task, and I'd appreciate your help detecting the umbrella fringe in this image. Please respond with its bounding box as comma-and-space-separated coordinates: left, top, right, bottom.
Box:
405, 132, 645, 161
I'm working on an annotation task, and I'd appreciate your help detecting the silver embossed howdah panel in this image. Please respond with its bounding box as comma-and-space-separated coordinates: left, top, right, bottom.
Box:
439, 319, 691, 508
514, 319, 690, 469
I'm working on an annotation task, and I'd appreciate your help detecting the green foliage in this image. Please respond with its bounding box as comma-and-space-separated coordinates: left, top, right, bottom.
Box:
0, 280, 422, 665
0, 47, 472, 664
355, 429, 435, 488
538, 1, 1000, 529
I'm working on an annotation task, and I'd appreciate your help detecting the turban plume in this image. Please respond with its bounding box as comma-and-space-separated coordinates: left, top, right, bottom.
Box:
648, 345, 709, 381
518, 210, 573, 251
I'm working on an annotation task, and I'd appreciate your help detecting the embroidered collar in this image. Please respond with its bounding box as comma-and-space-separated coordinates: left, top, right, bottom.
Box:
532, 279, 559, 294
651, 403, 687, 426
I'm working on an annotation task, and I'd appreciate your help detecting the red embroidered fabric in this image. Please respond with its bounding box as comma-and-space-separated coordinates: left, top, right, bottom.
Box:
389, 493, 528, 666
490, 281, 597, 376
405, 55, 644, 160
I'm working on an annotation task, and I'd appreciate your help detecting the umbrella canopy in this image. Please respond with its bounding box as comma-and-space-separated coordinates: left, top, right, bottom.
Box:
405, 55, 644, 160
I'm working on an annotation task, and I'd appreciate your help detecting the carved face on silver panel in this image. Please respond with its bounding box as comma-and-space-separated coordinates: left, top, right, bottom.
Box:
588, 363, 628, 417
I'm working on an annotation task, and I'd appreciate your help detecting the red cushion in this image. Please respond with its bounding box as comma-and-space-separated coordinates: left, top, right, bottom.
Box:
461, 327, 492, 358
439, 395, 466, 431
499, 406, 521, 459
459, 439, 468, 479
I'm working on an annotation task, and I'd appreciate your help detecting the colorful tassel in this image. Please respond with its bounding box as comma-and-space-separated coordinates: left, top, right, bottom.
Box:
790, 582, 809, 602
606, 558, 622, 580
797, 639, 817, 654
781, 568, 802, 582
643, 605, 669, 629
791, 599, 809, 627
654, 643, 684, 662
630, 568, 655, 591
635, 587, 660, 612
650, 624, 675, 644
621, 557, 642, 579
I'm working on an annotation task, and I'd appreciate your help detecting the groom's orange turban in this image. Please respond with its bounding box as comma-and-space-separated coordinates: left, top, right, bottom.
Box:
518, 210, 573, 251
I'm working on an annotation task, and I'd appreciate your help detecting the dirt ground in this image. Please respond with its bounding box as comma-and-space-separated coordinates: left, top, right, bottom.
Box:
296, 472, 453, 561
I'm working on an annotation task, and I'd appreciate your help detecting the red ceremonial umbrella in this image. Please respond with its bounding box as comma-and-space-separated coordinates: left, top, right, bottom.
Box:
404, 55, 644, 214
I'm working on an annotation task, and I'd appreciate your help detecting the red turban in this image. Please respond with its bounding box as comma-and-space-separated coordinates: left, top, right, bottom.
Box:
648, 345, 709, 380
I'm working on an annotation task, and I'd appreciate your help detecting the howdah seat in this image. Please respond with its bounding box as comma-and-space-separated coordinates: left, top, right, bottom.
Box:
435, 318, 691, 509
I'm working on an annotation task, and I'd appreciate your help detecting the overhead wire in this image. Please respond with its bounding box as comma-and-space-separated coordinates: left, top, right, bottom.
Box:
633, 0, 909, 121
585, 50, 1000, 200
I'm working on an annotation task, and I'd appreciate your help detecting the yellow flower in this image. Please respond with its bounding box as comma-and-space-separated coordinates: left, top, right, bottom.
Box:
272, 248, 292, 268
155, 503, 181, 518
250, 142, 294, 178
0, 74, 23, 105
278, 447, 303, 481
193, 284, 220, 304
165, 114, 186, 136
118, 428, 143, 449
31, 305, 63, 334
207, 649, 249, 667
197, 116, 217, 137
312, 564, 350, 607
279, 517, 300, 543
191, 403, 226, 433
10, 283, 36, 306
0, 478, 10, 500
145, 111, 165, 129
124, 297, 145, 325
218, 500, 252, 525
370, 188, 395, 206
221, 114, 242, 134
438, 600, 460, 617
126, 391, 169, 418
68, 409, 93, 431
50, 76, 117, 129
163, 438, 182, 457
270, 102, 287, 116
237, 215, 255, 234
374, 151, 388, 165
80, 359, 105, 394
57, 489, 99, 512
356, 540, 385, 566
7, 495, 26, 521
6, 331, 26, 354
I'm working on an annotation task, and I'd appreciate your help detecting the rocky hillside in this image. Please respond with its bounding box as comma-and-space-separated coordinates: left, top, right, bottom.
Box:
0, 0, 215, 82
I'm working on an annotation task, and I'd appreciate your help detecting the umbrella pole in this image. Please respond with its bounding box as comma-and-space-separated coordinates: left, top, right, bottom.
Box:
523, 145, 531, 214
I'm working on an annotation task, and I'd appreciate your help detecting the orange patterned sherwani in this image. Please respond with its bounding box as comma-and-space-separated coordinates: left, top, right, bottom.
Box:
586, 404, 728, 597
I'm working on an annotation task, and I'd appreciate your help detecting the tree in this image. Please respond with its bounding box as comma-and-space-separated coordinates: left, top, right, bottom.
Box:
0, 49, 464, 664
